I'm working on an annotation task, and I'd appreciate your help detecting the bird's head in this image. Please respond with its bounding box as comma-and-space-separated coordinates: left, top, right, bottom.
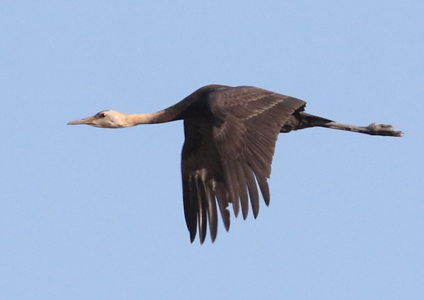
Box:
67, 110, 129, 128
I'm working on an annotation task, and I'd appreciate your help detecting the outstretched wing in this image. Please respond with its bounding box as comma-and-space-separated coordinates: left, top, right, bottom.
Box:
181, 86, 306, 243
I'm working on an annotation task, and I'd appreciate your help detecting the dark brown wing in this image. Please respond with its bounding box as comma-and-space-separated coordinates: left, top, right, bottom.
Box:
181, 118, 230, 244
181, 86, 306, 243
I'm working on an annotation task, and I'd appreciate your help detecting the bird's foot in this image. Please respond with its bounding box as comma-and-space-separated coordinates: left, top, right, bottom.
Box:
366, 123, 403, 137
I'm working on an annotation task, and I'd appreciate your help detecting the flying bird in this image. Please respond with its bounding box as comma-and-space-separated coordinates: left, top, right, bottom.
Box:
68, 84, 402, 243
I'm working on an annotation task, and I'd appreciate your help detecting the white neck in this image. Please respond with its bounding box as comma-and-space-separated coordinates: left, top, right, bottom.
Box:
122, 111, 166, 126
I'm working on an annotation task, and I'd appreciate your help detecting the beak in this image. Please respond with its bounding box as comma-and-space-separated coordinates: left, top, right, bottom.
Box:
67, 116, 95, 125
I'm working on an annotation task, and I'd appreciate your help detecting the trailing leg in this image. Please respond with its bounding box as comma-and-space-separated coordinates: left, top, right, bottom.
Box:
281, 111, 403, 137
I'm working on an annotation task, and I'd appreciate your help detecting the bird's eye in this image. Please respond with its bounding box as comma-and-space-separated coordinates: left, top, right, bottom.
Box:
94, 112, 107, 119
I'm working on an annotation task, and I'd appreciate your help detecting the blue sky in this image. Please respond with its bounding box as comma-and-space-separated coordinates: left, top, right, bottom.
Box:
1, 1, 423, 299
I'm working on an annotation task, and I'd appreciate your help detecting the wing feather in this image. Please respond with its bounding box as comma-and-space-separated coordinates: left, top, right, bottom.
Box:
204, 182, 218, 242
235, 161, 249, 219
182, 176, 197, 242
242, 162, 260, 218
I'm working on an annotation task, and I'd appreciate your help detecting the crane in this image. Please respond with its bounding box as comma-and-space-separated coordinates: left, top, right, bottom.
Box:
68, 85, 402, 243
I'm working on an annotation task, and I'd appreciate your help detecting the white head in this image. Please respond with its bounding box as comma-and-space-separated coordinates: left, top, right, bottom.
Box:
67, 110, 129, 128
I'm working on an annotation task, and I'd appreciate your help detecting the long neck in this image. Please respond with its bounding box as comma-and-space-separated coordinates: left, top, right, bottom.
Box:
124, 94, 201, 126
124, 110, 169, 126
